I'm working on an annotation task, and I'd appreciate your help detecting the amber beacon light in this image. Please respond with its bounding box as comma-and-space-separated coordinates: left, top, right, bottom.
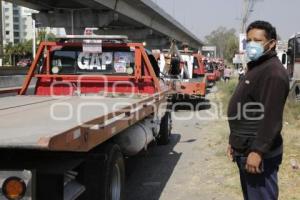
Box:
2, 177, 26, 200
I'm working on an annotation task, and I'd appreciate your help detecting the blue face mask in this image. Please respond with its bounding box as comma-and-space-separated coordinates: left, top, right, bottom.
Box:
246, 42, 265, 61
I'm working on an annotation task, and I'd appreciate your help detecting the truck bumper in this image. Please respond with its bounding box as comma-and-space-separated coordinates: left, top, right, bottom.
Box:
172, 81, 206, 100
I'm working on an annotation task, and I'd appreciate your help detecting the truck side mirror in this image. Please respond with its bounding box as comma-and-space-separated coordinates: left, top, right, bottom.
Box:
282, 54, 287, 65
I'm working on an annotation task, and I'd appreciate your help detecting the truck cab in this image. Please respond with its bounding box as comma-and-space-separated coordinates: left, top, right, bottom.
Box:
192, 53, 206, 77
204, 59, 217, 87
287, 33, 300, 100
156, 48, 207, 101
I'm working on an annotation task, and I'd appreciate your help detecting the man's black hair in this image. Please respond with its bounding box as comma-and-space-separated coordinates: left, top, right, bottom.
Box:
246, 20, 277, 40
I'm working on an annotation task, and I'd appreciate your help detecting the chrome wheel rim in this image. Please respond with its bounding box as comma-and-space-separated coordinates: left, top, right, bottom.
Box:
111, 163, 121, 200
168, 113, 172, 136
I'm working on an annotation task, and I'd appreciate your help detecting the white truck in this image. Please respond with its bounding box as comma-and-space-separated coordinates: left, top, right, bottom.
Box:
287, 33, 300, 100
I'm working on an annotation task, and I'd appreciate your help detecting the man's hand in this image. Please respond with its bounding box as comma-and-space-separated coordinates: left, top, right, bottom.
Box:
246, 152, 263, 174
227, 145, 234, 161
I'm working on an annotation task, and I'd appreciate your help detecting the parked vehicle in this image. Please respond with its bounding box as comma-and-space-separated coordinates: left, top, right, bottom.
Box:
17, 58, 32, 67
277, 50, 287, 70
204, 59, 217, 87
0, 33, 172, 200
156, 43, 206, 101
287, 33, 300, 100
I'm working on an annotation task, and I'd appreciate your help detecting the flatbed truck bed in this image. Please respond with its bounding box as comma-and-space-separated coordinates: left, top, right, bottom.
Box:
0, 94, 163, 151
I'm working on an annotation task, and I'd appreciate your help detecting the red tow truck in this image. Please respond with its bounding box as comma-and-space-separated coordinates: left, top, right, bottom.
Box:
157, 45, 206, 100
204, 58, 216, 87
204, 58, 222, 87
192, 53, 206, 77
175, 51, 206, 100
0, 34, 172, 200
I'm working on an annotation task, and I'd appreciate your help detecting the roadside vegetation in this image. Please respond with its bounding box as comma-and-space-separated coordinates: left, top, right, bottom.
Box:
3, 29, 56, 66
214, 78, 300, 200
205, 27, 239, 63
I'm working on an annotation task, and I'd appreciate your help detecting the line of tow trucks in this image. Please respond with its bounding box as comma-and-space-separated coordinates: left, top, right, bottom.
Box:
152, 42, 224, 101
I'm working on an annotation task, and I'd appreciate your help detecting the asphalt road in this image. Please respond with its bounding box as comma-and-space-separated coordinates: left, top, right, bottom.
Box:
125, 89, 240, 200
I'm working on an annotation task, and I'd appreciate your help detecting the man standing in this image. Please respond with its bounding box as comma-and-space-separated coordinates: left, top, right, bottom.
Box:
227, 21, 289, 200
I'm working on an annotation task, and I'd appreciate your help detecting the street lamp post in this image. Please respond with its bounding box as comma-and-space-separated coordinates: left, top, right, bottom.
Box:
32, 19, 36, 59
0, 0, 3, 66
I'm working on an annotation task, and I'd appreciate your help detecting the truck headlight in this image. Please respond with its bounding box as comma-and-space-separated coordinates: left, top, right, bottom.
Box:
52, 66, 61, 74
2, 177, 26, 200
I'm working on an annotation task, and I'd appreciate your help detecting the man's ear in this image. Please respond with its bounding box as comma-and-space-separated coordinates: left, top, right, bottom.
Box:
269, 39, 276, 50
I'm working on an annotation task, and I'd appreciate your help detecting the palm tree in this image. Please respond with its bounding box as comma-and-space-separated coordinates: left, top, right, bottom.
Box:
4, 43, 14, 65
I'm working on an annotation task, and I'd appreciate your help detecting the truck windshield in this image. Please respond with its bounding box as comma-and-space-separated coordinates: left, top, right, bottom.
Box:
50, 47, 135, 75
193, 57, 199, 69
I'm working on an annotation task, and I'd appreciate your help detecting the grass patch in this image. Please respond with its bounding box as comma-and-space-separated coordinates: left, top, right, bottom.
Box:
217, 79, 238, 96
215, 79, 239, 113
284, 99, 300, 128
212, 78, 300, 199
281, 98, 300, 199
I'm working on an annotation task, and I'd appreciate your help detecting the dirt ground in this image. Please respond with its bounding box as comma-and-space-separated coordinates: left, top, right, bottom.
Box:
125, 90, 241, 200
125, 87, 300, 200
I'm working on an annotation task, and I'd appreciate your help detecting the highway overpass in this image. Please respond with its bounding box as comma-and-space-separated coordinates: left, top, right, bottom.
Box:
4, 0, 203, 49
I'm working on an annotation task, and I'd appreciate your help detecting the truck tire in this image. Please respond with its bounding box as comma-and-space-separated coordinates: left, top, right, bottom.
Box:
157, 112, 172, 145
100, 144, 125, 200
295, 85, 300, 101
78, 144, 125, 200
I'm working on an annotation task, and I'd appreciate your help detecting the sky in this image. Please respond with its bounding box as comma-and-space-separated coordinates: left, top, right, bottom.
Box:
154, 0, 300, 41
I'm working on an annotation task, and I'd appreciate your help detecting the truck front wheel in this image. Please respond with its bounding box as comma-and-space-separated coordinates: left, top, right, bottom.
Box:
102, 144, 125, 200
295, 85, 300, 101
78, 144, 125, 200
157, 112, 172, 145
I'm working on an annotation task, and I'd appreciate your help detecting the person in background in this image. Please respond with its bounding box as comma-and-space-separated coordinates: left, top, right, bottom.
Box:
238, 66, 245, 81
219, 64, 225, 80
223, 65, 232, 82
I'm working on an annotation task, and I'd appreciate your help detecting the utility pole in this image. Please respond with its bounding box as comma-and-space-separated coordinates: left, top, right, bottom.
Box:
241, 0, 253, 33
241, 0, 263, 33
241, 0, 249, 33
240, 0, 255, 68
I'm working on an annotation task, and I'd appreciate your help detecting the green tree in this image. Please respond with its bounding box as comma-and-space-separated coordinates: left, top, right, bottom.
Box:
4, 42, 14, 65
4, 40, 32, 65
3, 30, 57, 65
23, 39, 33, 54
205, 27, 239, 63
37, 28, 56, 45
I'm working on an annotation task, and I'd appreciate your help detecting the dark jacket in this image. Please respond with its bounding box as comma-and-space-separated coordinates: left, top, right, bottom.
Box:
228, 51, 289, 156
